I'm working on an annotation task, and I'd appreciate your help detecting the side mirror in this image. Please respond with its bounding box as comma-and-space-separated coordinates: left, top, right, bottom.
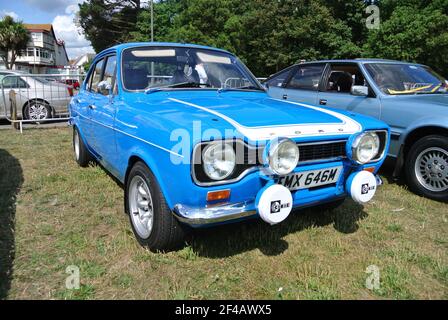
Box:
351, 85, 369, 97
97, 80, 112, 96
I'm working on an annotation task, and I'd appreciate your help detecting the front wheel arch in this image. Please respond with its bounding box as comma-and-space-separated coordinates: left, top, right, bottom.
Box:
394, 126, 448, 176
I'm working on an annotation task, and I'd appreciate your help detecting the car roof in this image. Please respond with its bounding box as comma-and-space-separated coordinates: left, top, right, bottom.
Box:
96, 42, 234, 58
297, 58, 426, 66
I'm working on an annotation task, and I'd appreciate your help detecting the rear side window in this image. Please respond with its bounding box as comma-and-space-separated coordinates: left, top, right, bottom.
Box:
287, 64, 325, 91
103, 55, 117, 87
90, 59, 104, 93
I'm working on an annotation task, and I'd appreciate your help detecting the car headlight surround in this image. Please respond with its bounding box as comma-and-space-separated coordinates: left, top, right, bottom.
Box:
351, 132, 381, 164
266, 138, 300, 175
202, 142, 236, 180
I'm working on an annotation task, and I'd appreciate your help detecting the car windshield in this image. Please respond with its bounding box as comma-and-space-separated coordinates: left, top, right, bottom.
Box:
365, 63, 448, 95
121, 46, 263, 91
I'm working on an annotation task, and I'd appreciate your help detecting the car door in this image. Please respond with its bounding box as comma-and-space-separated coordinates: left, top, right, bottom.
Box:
75, 58, 106, 149
88, 55, 118, 166
317, 62, 381, 119
281, 63, 326, 105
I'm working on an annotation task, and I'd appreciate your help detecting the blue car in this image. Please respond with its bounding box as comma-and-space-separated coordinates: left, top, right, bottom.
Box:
70, 43, 390, 251
265, 59, 448, 201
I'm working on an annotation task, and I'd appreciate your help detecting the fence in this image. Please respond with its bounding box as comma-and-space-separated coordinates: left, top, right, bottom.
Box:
1, 73, 85, 132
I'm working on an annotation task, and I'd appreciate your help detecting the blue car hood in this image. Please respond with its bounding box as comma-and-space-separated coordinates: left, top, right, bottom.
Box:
149, 91, 366, 141
384, 93, 448, 107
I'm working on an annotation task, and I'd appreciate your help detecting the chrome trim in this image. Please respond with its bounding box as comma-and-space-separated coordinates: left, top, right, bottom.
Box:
351, 130, 388, 164
191, 139, 262, 187
173, 201, 257, 225
266, 137, 300, 175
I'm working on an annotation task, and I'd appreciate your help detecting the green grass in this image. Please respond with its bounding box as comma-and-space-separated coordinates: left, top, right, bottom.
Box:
0, 127, 447, 299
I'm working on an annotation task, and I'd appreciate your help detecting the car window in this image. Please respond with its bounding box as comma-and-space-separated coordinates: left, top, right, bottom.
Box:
286, 64, 325, 91
90, 59, 105, 93
325, 64, 366, 93
121, 47, 262, 91
365, 63, 447, 95
265, 68, 293, 88
103, 55, 117, 88
17, 78, 29, 88
1, 75, 18, 88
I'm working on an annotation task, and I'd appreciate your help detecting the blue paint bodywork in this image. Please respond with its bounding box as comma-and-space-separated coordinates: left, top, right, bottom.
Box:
70, 44, 390, 227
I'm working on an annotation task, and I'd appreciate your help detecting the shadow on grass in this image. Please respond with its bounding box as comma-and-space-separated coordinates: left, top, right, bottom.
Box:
190, 200, 367, 258
0, 149, 23, 300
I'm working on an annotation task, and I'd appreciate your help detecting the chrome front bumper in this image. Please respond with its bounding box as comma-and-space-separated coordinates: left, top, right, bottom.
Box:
173, 174, 383, 226
172, 201, 257, 225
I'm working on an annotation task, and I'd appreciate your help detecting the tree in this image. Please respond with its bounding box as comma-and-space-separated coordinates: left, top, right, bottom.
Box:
0, 16, 30, 70
363, 5, 448, 76
77, 0, 141, 53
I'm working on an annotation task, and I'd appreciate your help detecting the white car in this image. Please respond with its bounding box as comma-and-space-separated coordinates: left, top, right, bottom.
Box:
0, 70, 72, 120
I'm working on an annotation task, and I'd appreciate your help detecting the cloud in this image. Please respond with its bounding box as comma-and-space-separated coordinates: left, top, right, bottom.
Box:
0, 10, 19, 20
51, 4, 95, 59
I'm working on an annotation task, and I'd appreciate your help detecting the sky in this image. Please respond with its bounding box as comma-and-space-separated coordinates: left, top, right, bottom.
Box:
0, 0, 95, 59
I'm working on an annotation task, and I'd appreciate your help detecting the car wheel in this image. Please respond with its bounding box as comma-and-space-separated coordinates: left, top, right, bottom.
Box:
126, 161, 186, 251
405, 135, 448, 202
73, 127, 91, 167
24, 101, 52, 121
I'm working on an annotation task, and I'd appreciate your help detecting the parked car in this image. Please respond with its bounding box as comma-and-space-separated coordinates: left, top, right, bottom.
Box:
70, 43, 390, 251
0, 70, 72, 120
264, 59, 448, 201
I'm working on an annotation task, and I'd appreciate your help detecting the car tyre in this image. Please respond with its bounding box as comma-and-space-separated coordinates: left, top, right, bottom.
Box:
23, 100, 52, 121
405, 135, 448, 202
125, 161, 186, 251
73, 127, 92, 167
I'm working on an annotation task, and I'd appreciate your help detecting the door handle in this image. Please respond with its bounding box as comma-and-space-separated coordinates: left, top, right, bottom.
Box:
88, 104, 96, 110
282, 94, 288, 100
319, 99, 327, 105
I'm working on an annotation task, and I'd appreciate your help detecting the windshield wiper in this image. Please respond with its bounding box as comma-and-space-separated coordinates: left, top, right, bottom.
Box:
217, 85, 265, 93
145, 82, 211, 94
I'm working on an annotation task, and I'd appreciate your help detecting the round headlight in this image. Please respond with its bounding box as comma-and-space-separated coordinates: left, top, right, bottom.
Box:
268, 138, 300, 175
202, 143, 236, 180
352, 132, 380, 164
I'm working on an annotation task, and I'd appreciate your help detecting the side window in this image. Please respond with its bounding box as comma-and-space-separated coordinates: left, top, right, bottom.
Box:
265, 68, 293, 88
103, 55, 117, 88
286, 64, 325, 91
1, 75, 18, 89
17, 78, 29, 88
90, 59, 105, 93
325, 64, 366, 93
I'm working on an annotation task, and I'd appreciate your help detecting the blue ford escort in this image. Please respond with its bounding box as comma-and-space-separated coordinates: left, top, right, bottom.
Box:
70, 43, 390, 251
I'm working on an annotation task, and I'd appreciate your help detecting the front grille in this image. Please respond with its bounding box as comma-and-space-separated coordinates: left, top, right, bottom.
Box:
298, 141, 346, 163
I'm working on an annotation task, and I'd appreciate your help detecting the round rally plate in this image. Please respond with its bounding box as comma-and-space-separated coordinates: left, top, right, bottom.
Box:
256, 184, 293, 225
347, 170, 377, 204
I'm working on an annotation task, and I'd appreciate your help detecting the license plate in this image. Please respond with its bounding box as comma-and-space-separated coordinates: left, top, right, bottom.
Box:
277, 167, 342, 191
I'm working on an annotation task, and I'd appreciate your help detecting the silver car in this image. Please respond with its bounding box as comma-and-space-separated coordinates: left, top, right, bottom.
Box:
0, 70, 72, 120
